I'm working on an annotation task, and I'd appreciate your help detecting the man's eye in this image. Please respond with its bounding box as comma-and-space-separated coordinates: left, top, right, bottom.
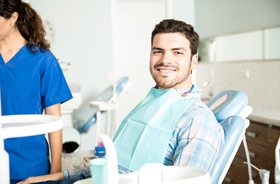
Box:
153, 50, 162, 54
175, 51, 183, 55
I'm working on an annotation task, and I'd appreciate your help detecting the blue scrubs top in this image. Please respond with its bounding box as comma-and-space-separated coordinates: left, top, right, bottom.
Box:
0, 45, 73, 180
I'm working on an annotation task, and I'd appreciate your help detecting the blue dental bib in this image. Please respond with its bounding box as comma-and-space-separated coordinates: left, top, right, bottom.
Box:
113, 88, 195, 171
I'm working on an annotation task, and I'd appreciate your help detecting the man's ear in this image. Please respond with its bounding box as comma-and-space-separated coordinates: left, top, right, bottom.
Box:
191, 54, 198, 70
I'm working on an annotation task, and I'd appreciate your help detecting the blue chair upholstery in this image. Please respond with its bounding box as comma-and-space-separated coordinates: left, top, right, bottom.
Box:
206, 90, 251, 184
210, 116, 245, 184
207, 90, 248, 122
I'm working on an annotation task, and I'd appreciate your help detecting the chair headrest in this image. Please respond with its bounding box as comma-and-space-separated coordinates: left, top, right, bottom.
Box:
207, 90, 248, 122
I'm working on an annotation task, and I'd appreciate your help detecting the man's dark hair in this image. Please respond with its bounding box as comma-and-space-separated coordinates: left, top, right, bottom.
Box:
151, 19, 199, 56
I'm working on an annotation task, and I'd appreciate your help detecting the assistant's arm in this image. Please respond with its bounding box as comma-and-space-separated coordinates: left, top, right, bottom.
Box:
17, 172, 64, 184
45, 103, 63, 174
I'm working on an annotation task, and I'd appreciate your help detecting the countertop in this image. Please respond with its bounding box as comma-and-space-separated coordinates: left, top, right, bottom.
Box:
248, 106, 280, 127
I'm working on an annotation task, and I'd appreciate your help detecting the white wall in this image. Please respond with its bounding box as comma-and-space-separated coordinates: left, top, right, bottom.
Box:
195, 60, 280, 109
193, 0, 280, 110
195, 0, 280, 39
172, 0, 195, 26
30, 0, 114, 101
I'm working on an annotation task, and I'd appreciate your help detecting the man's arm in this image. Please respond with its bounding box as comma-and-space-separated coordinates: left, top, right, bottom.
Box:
165, 105, 224, 172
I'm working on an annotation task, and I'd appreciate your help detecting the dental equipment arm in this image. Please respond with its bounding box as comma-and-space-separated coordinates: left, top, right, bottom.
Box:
0, 114, 63, 183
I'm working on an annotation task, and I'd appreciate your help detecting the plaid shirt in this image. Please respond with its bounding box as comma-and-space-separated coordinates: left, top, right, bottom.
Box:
63, 88, 224, 178
163, 89, 224, 172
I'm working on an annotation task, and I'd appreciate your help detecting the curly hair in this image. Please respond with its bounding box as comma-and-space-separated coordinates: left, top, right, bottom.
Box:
0, 0, 50, 52
151, 19, 200, 56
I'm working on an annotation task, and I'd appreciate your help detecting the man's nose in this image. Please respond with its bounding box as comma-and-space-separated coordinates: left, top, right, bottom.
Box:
162, 52, 173, 64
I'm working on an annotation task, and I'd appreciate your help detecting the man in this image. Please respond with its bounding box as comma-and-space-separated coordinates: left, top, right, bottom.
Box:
114, 18, 224, 173
19, 19, 224, 184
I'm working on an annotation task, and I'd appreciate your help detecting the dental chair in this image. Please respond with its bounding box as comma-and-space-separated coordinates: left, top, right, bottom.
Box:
206, 90, 253, 184
74, 90, 254, 184
73, 76, 130, 134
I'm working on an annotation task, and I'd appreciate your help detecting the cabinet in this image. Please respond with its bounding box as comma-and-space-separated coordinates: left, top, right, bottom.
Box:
223, 120, 280, 184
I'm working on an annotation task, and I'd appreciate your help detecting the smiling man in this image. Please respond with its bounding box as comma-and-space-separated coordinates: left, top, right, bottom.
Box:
114, 19, 224, 174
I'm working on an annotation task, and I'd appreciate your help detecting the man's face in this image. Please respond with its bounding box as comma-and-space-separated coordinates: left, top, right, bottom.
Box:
149, 32, 197, 89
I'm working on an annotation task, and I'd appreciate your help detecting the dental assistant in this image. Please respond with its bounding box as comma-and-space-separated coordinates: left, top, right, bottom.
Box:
0, 0, 72, 183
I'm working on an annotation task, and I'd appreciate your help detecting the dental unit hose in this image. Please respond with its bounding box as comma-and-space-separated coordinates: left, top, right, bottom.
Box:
244, 162, 270, 184
275, 137, 280, 184
243, 135, 255, 184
